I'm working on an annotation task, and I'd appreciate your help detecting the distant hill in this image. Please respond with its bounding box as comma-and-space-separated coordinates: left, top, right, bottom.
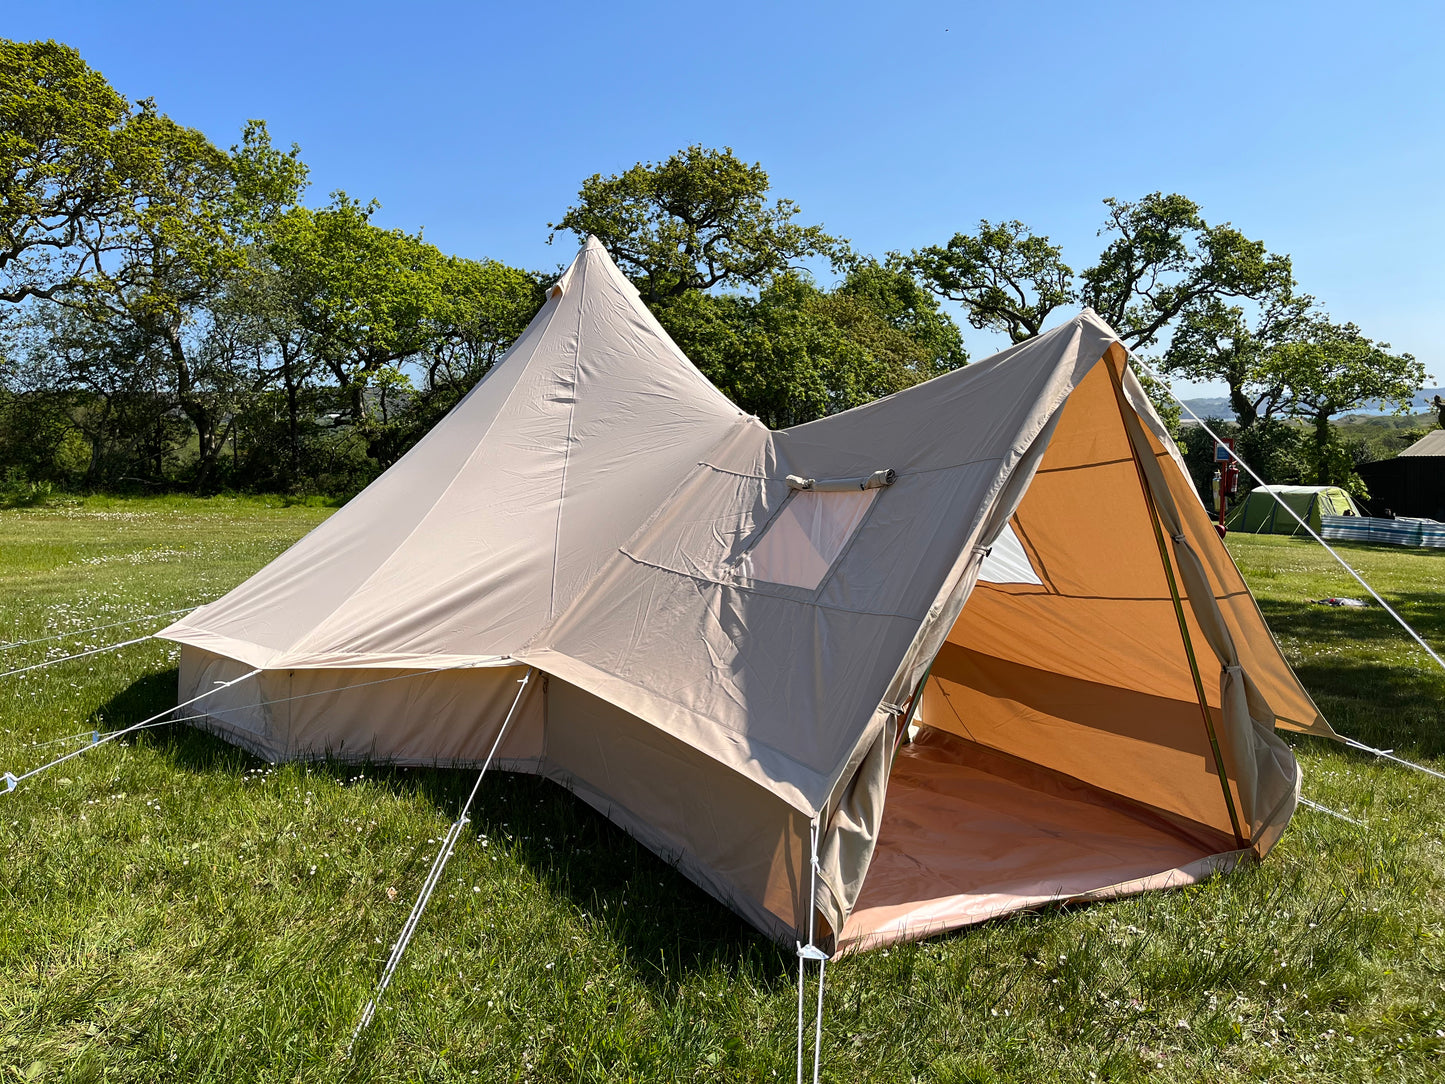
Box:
1179, 397, 1236, 421
1180, 389, 1445, 424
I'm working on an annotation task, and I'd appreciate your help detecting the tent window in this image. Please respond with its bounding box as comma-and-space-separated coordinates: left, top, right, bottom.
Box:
739, 488, 879, 590
977, 523, 1044, 586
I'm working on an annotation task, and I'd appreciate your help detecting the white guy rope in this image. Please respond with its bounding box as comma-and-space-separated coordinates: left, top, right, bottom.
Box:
1340, 737, 1445, 782
22, 730, 102, 752
1124, 350, 1445, 783
0, 635, 158, 681
1127, 349, 1445, 677
11, 662, 492, 786
348, 667, 535, 1054
795, 815, 829, 1084
1299, 797, 1366, 827
0, 607, 196, 653
2, 668, 262, 795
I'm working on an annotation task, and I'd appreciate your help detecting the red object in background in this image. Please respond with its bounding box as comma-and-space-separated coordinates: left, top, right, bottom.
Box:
1214, 439, 1237, 536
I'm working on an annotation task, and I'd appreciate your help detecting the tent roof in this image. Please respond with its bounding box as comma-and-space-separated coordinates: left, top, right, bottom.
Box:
1249, 485, 1351, 496
160, 237, 748, 670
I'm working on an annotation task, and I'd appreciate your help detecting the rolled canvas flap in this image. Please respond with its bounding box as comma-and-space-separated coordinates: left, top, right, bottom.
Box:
786, 468, 896, 492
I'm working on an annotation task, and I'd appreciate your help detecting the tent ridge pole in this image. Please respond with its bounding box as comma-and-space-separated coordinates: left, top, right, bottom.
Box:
1105, 355, 1247, 849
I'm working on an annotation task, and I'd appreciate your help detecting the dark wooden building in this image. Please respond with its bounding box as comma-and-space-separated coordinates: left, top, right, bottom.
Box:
1358, 430, 1445, 520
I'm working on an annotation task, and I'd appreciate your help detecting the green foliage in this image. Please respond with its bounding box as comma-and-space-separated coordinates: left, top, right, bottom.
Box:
1266, 318, 1427, 487
657, 265, 965, 428
549, 145, 841, 303
1179, 417, 1307, 508
0, 40, 135, 306
2, 503, 1444, 1081
261, 194, 545, 476
0, 39, 544, 497
908, 220, 1075, 343
556, 148, 963, 428
1081, 193, 1295, 353
1163, 287, 1314, 428
912, 193, 1296, 360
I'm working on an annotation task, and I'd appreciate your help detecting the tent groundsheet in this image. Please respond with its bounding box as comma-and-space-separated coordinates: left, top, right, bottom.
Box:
160, 238, 1328, 955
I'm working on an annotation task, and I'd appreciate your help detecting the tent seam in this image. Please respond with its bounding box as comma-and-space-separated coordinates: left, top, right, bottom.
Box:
281, 295, 571, 660
548, 252, 591, 622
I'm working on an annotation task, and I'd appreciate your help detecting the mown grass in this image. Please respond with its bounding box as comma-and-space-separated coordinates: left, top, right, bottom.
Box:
1, 498, 1443, 1082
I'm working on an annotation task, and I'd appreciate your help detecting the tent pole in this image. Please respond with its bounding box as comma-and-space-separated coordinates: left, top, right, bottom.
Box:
1106, 357, 1247, 849
892, 661, 934, 758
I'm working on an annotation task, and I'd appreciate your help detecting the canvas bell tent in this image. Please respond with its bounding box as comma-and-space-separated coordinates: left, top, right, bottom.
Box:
159, 237, 1332, 955
1231, 484, 1362, 536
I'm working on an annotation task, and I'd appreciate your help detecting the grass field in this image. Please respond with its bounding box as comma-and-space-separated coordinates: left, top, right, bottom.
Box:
1, 497, 1443, 1082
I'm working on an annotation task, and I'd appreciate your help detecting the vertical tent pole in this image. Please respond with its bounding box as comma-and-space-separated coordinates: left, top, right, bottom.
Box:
1105, 357, 1247, 850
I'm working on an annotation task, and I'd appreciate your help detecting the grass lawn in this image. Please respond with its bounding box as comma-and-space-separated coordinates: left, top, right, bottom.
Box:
1, 497, 1443, 1082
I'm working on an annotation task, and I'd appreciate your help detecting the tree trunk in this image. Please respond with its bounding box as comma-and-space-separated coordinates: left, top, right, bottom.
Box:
166, 324, 221, 492
282, 344, 301, 486
1312, 413, 1332, 486
1228, 383, 1258, 429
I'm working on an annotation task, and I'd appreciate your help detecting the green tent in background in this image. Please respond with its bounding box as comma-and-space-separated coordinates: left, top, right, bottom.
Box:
1230, 484, 1363, 536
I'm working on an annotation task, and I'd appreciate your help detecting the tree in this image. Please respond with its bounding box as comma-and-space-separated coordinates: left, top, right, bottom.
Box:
1266, 317, 1426, 487
0, 40, 142, 306
912, 194, 1294, 354
552, 148, 962, 428
62, 115, 307, 489
1162, 285, 1314, 429
1080, 193, 1294, 353
402, 255, 545, 431
656, 267, 965, 429
549, 145, 840, 303
908, 221, 1075, 343
910, 193, 1297, 431
258, 195, 545, 478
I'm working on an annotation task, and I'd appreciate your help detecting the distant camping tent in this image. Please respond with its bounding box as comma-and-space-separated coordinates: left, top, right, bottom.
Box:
1232, 485, 1362, 536
159, 238, 1332, 955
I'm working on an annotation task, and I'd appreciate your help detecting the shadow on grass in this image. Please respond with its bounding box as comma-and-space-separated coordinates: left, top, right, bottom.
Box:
86, 669, 788, 997
1254, 589, 1445, 753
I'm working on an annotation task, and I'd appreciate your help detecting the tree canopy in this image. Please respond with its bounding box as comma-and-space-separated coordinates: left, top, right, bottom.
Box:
0, 40, 142, 305
549, 145, 841, 303
552, 150, 965, 426
0, 38, 1426, 504
1265, 318, 1425, 486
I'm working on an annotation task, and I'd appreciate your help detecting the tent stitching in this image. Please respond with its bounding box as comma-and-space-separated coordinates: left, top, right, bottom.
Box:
547, 252, 591, 622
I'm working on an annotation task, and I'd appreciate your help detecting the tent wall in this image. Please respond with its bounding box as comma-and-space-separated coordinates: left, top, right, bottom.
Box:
541, 679, 811, 945
177, 647, 546, 767
916, 360, 1244, 839
177, 646, 812, 945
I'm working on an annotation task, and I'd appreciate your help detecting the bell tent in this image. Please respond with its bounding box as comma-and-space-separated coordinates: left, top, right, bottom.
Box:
1231, 484, 1361, 536
160, 238, 1331, 955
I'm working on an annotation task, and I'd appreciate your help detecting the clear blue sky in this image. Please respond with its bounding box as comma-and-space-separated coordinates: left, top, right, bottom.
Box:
8, 1, 1443, 394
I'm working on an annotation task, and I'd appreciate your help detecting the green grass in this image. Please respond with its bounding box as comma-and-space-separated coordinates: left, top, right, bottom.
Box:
1, 499, 1443, 1082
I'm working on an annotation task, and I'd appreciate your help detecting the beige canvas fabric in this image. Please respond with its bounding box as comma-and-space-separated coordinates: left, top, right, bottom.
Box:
161, 239, 1323, 955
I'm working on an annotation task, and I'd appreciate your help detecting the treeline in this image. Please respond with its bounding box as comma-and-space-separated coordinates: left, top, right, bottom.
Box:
0, 40, 1429, 500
